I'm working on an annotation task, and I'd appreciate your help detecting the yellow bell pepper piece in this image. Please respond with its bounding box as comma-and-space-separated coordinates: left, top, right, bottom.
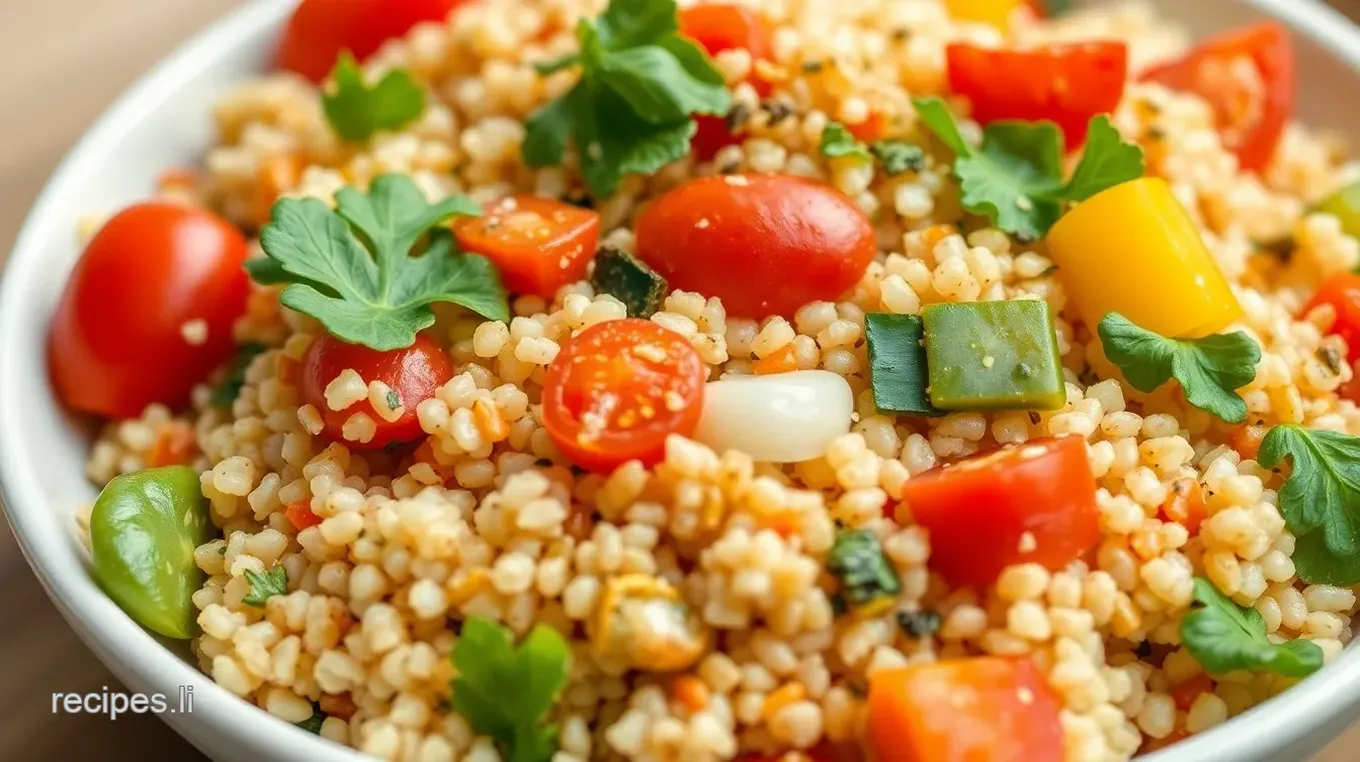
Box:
1045, 177, 1241, 339
943, 0, 1027, 28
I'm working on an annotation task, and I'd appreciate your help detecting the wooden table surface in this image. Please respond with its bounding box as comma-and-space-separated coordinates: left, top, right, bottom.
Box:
2, 1, 1359, 760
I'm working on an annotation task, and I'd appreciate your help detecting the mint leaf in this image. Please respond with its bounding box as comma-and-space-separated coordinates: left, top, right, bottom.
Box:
243, 566, 288, 607
251, 174, 508, 350
871, 140, 926, 175
1258, 425, 1360, 585
452, 617, 571, 762
1181, 578, 1324, 677
912, 97, 1144, 239
522, 0, 730, 197
322, 52, 426, 142
1098, 313, 1259, 424
821, 123, 872, 161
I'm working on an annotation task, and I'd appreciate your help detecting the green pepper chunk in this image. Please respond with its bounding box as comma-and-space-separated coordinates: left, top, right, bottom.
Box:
89, 466, 214, 639
1316, 180, 1360, 242
590, 247, 668, 318
923, 300, 1066, 411
864, 312, 943, 416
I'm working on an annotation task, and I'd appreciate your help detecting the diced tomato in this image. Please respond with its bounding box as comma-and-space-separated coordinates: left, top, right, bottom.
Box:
946, 41, 1128, 149
453, 195, 600, 299
1170, 673, 1215, 711
286, 501, 324, 531
1142, 22, 1294, 172
48, 202, 251, 419
541, 318, 705, 473
1230, 423, 1268, 460
898, 436, 1100, 587
679, 5, 773, 158
1159, 478, 1207, 535
846, 110, 888, 143
278, 0, 467, 82
635, 174, 875, 318
1304, 272, 1360, 364
300, 333, 453, 451
868, 658, 1064, 762
146, 423, 197, 468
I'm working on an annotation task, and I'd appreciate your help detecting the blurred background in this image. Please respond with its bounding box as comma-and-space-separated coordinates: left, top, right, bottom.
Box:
1, 0, 1360, 759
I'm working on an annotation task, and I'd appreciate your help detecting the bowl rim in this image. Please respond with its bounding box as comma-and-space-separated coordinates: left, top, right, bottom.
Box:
3, 0, 1360, 761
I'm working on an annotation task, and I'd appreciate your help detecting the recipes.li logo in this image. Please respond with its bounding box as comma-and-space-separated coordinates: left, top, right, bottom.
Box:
51, 685, 194, 719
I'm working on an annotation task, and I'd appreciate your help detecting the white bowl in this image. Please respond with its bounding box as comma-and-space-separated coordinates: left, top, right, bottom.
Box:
4, 1, 1360, 760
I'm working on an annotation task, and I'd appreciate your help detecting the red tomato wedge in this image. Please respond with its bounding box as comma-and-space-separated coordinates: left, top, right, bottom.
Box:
542, 319, 705, 473
300, 333, 453, 451
453, 195, 601, 299
898, 436, 1100, 587
278, 0, 466, 82
1303, 272, 1360, 363
679, 4, 773, 159
1142, 22, 1294, 172
946, 41, 1128, 149
868, 658, 1064, 762
635, 174, 875, 318
49, 202, 250, 419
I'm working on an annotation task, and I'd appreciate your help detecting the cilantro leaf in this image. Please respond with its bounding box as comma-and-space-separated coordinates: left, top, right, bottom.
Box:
249, 174, 509, 351
821, 123, 872, 161
912, 97, 1144, 239
322, 52, 426, 142
451, 617, 571, 762
1258, 425, 1360, 585
243, 566, 288, 607
1181, 578, 1324, 677
211, 342, 268, 408
1097, 313, 1259, 424
522, 0, 730, 197
871, 140, 926, 175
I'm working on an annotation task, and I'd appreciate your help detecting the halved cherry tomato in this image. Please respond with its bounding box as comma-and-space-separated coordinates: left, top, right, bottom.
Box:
1303, 273, 1360, 363
868, 658, 1064, 762
453, 195, 601, 298
541, 319, 705, 473
635, 174, 875, 318
286, 501, 324, 531
679, 5, 773, 159
946, 41, 1128, 149
898, 435, 1100, 587
278, 0, 466, 82
48, 202, 251, 419
300, 333, 453, 451
1142, 22, 1294, 172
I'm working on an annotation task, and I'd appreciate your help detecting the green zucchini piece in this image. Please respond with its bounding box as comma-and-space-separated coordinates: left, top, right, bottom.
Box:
590, 247, 668, 318
864, 312, 943, 416
923, 300, 1066, 411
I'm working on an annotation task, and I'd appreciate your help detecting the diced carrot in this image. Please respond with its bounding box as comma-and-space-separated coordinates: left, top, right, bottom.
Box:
472, 398, 509, 442
1231, 423, 1267, 461
846, 109, 888, 143
286, 501, 323, 531
1170, 673, 1215, 711
146, 422, 197, 467
672, 675, 711, 712
1159, 478, 1207, 535
753, 343, 799, 375
761, 682, 808, 720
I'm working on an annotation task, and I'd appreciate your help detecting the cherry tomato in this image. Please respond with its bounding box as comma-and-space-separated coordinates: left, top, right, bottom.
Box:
897, 436, 1100, 587
946, 41, 1128, 149
453, 195, 601, 298
868, 658, 1064, 762
541, 319, 705, 473
635, 174, 875, 318
679, 5, 773, 159
1142, 22, 1294, 172
48, 202, 250, 419
300, 333, 453, 451
278, 0, 466, 82
1303, 272, 1360, 364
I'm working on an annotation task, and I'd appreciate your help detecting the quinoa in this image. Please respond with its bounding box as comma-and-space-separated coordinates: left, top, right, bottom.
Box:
76, 1, 1360, 761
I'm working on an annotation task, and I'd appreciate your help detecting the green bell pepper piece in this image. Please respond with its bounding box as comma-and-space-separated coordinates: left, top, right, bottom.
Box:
923, 300, 1066, 411
864, 312, 943, 416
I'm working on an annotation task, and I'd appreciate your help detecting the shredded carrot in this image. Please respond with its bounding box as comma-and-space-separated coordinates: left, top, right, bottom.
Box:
1159, 478, 1207, 535
146, 422, 196, 468
1231, 423, 1267, 461
472, 398, 509, 442
1170, 673, 1214, 711
671, 675, 711, 712
254, 152, 303, 226
285, 501, 323, 531
761, 682, 808, 720
753, 343, 799, 375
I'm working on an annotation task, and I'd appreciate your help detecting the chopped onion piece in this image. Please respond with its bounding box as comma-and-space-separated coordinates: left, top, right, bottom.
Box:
693, 370, 854, 462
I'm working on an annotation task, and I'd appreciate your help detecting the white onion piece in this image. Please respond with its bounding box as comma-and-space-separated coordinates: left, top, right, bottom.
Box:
693, 370, 854, 463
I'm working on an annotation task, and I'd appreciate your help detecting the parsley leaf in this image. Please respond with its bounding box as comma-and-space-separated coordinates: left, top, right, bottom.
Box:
912, 97, 1144, 239
451, 617, 571, 762
247, 174, 509, 351
1181, 578, 1324, 677
322, 52, 426, 142
1258, 425, 1360, 585
872, 140, 926, 175
211, 342, 268, 408
522, 0, 730, 197
821, 123, 872, 162
1097, 313, 1260, 424
243, 566, 288, 607
296, 704, 326, 734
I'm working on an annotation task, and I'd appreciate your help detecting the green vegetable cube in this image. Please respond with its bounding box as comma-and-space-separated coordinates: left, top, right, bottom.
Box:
923, 300, 1065, 411
864, 312, 942, 416
590, 247, 668, 318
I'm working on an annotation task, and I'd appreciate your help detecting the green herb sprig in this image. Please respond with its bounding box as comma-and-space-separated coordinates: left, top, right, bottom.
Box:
322, 53, 426, 142
819, 122, 926, 176
1258, 425, 1360, 585
1181, 578, 1324, 677
242, 566, 288, 607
